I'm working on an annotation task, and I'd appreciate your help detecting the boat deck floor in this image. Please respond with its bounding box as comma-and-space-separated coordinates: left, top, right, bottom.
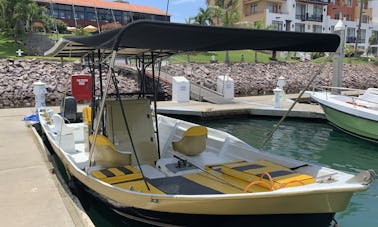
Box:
90, 160, 316, 195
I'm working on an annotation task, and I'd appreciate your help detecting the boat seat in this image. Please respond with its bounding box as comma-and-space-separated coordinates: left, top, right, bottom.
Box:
208, 160, 315, 191
172, 126, 208, 156
52, 114, 74, 135
52, 114, 76, 153
90, 134, 132, 168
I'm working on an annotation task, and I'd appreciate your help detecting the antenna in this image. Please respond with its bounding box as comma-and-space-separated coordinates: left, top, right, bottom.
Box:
165, 0, 170, 16
93, 0, 101, 33
72, 0, 78, 29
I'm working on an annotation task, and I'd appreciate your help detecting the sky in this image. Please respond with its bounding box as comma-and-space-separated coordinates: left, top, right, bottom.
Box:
116, 0, 207, 23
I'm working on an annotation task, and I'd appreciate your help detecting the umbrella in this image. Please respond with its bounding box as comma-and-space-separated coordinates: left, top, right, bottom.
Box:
83, 25, 98, 33
66, 26, 77, 32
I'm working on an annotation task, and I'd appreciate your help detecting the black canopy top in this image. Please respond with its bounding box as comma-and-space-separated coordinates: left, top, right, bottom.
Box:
45, 20, 340, 58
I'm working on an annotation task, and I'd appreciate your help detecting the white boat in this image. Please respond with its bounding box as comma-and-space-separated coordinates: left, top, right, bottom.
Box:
37, 21, 375, 226
310, 88, 378, 141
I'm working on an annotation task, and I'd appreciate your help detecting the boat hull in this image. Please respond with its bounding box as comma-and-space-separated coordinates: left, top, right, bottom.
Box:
321, 105, 378, 141
44, 132, 356, 216
72, 177, 336, 227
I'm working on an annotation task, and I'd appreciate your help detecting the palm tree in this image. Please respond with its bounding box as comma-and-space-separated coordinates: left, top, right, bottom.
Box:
208, 0, 240, 65
0, 0, 35, 42
185, 17, 194, 24
194, 7, 212, 25
209, 5, 223, 25
25, 2, 43, 32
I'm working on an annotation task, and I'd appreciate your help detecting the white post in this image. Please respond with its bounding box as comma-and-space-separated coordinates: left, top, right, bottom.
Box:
33, 81, 47, 112
333, 20, 345, 94
273, 87, 283, 108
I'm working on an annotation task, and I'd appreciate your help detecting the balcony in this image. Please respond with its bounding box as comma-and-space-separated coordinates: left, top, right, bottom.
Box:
243, 0, 286, 3
296, 13, 323, 22
346, 37, 366, 43
296, 0, 328, 4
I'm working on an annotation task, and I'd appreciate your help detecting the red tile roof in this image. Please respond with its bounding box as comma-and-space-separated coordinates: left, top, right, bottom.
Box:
36, 0, 168, 16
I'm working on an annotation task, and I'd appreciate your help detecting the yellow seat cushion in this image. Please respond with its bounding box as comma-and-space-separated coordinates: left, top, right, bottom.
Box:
220, 160, 315, 190
183, 126, 208, 136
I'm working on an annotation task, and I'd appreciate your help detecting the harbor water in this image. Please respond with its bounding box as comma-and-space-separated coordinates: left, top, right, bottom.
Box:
72, 116, 378, 227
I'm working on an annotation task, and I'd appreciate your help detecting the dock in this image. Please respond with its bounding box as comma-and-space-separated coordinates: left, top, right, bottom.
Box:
157, 93, 325, 119
0, 107, 93, 227
0, 93, 324, 226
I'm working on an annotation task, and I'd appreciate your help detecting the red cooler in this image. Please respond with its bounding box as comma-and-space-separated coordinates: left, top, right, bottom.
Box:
71, 74, 92, 102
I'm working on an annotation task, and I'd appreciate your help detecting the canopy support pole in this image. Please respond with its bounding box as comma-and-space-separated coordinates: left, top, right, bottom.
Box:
151, 52, 161, 159
87, 52, 96, 134
97, 49, 105, 133
86, 50, 117, 172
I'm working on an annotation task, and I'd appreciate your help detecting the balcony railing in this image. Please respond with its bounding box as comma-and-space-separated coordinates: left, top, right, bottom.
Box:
346, 37, 366, 43
296, 14, 323, 22
296, 0, 328, 4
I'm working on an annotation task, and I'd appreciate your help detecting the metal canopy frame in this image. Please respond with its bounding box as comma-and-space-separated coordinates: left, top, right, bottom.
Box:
44, 20, 341, 190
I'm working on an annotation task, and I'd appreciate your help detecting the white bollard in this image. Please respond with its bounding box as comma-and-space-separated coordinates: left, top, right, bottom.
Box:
217, 75, 234, 100
273, 87, 283, 108
172, 76, 190, 102
33, 81, 47, 112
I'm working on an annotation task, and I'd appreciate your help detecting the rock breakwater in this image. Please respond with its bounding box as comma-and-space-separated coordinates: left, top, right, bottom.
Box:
163, 62, 378, 96
0, 59, 137, 108
1, 59, 377, 108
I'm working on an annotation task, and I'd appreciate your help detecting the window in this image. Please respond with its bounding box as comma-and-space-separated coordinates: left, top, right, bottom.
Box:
267, 3, 279, 14
345, 14, 351, 21
347, 27, 356, 43
272, 20, 283, 31
313, 25, 322, 33
345, 0, 352, 6
314, 5, 322, 17
76, 12, 84, 20
359, 29, 366, 43
311, 5, 323, 22
85, 12, 96, 21
295, 23, 305, 32
362, 15, 369, 23
250, 4, 258, 14
295, 3, 306, 20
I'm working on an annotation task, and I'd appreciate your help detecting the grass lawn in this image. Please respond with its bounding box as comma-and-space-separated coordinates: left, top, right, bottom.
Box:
47, 32, 74, 41
311, 55, 376, 64
0, 34, 25, 58
1, 32, 376, 65
170, 50, 284, 64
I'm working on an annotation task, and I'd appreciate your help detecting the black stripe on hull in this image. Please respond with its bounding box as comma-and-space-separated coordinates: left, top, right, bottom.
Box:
72, 177, 335, 227
113, 207, 335, 227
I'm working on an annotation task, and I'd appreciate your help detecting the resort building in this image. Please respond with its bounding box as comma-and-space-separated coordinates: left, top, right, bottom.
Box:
34, 0, 170, 28
208, 0, 378, 56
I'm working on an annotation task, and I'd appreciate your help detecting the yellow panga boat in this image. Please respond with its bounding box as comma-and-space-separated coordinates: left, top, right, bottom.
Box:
37, 20, 375, 226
